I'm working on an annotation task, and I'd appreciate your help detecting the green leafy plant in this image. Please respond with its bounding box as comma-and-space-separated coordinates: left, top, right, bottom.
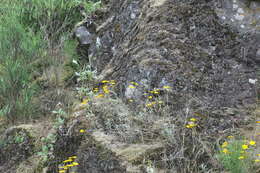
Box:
14, 134, 25, 144
217, 139, 255, 173
37, 134, 56, 162
76, 65, 97, 83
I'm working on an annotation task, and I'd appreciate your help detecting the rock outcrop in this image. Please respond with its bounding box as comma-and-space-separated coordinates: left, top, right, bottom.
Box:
86, 0, 259, 110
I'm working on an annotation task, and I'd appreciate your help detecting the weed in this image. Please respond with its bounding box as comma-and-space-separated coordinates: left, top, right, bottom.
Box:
38, 134, 57, 162
217, 138, 255, 173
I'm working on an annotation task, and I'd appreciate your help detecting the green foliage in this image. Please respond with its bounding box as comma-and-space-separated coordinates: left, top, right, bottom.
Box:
217, 140, 254, 173
63, 39, 79, 61
0, 59, 35, 120
84, 1, 101, 13
14, 133, 25, 144
37, 134, 56, 162
76, 65, 97, 83
17, 0, 101, 45
0, 0, 101, 121
0, 4, 43, 121
75, 64, 97, 97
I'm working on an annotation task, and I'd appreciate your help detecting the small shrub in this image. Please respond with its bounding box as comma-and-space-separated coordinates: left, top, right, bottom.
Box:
217, 138, 255, 173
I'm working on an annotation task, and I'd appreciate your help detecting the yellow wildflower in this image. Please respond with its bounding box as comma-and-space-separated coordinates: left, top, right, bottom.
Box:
256, 120, 260, 123
66, 164, 74, 167
146, 102, 156, 107
242, 144, 248, 150
93, 88, 99, 92
158, 101, 163, 104
59, 171, 66, 173
255, 159, 260, 162
148, 96, 153, 99
79, 129, 85, 133
227, 136, 234, 139
249, 140, 256, 146
128, 85, 136, 89
238, 156, 245, 160
70, 156, 77, 159
154, 91, 159, 94
163, 85, 171, 89
103, 86, 110, 94
257, 154, 260, 156
95, 93, 104, 98
110, 82, 116, 85
146, 103, 153, 107
72, 162, 79, 166
58, 166, 67, 169
63, 159, 73, 163
221, 141, 228, 148
101, 80, 109, 83
222, 148, 229, 154
128, 99, 133, 102
186, 122, 197, 128
130, 82, 139, 86
81, 99, 88, 105
190, 118, 197, 122
110, 80, 116, 85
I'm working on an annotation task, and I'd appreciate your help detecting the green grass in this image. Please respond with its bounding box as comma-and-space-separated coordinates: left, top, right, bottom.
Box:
0, 9, 42, 121
0, 0, 101, 121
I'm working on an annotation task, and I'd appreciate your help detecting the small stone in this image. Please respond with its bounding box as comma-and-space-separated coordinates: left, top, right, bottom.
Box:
234, 13, 244, 20
75, 26, 93, 45
249, 78, 257, 84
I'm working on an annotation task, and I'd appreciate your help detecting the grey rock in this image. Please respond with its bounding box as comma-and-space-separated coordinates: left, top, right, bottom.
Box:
74, 26, 93, 45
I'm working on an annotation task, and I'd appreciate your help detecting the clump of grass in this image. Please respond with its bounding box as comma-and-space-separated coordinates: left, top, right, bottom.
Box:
217, 137, 256, 173
18, 0, 101, 46
0, 8, 43, 121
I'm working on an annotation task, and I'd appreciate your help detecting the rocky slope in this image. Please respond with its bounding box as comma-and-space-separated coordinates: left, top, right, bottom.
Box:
1, 0, 260, 172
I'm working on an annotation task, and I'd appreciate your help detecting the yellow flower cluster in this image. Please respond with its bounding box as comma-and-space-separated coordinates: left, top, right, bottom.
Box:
220, 136, 257, 162
128, 85, 136, 89
145, 100, 164, 107
130, 82, 139, 86
127, 81, 139, 89
93, 80, 116, 99
148, 88, 160, 94
163, 85, 171, 89
103, 85, 109, 94
59, 156, 79, 173
146, 101, 157, 107
86, 80, 173, 110
185, 118, 197, 128
79, 129, 85, 133
93, 88, 99, 93
81, 98, 88, 105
